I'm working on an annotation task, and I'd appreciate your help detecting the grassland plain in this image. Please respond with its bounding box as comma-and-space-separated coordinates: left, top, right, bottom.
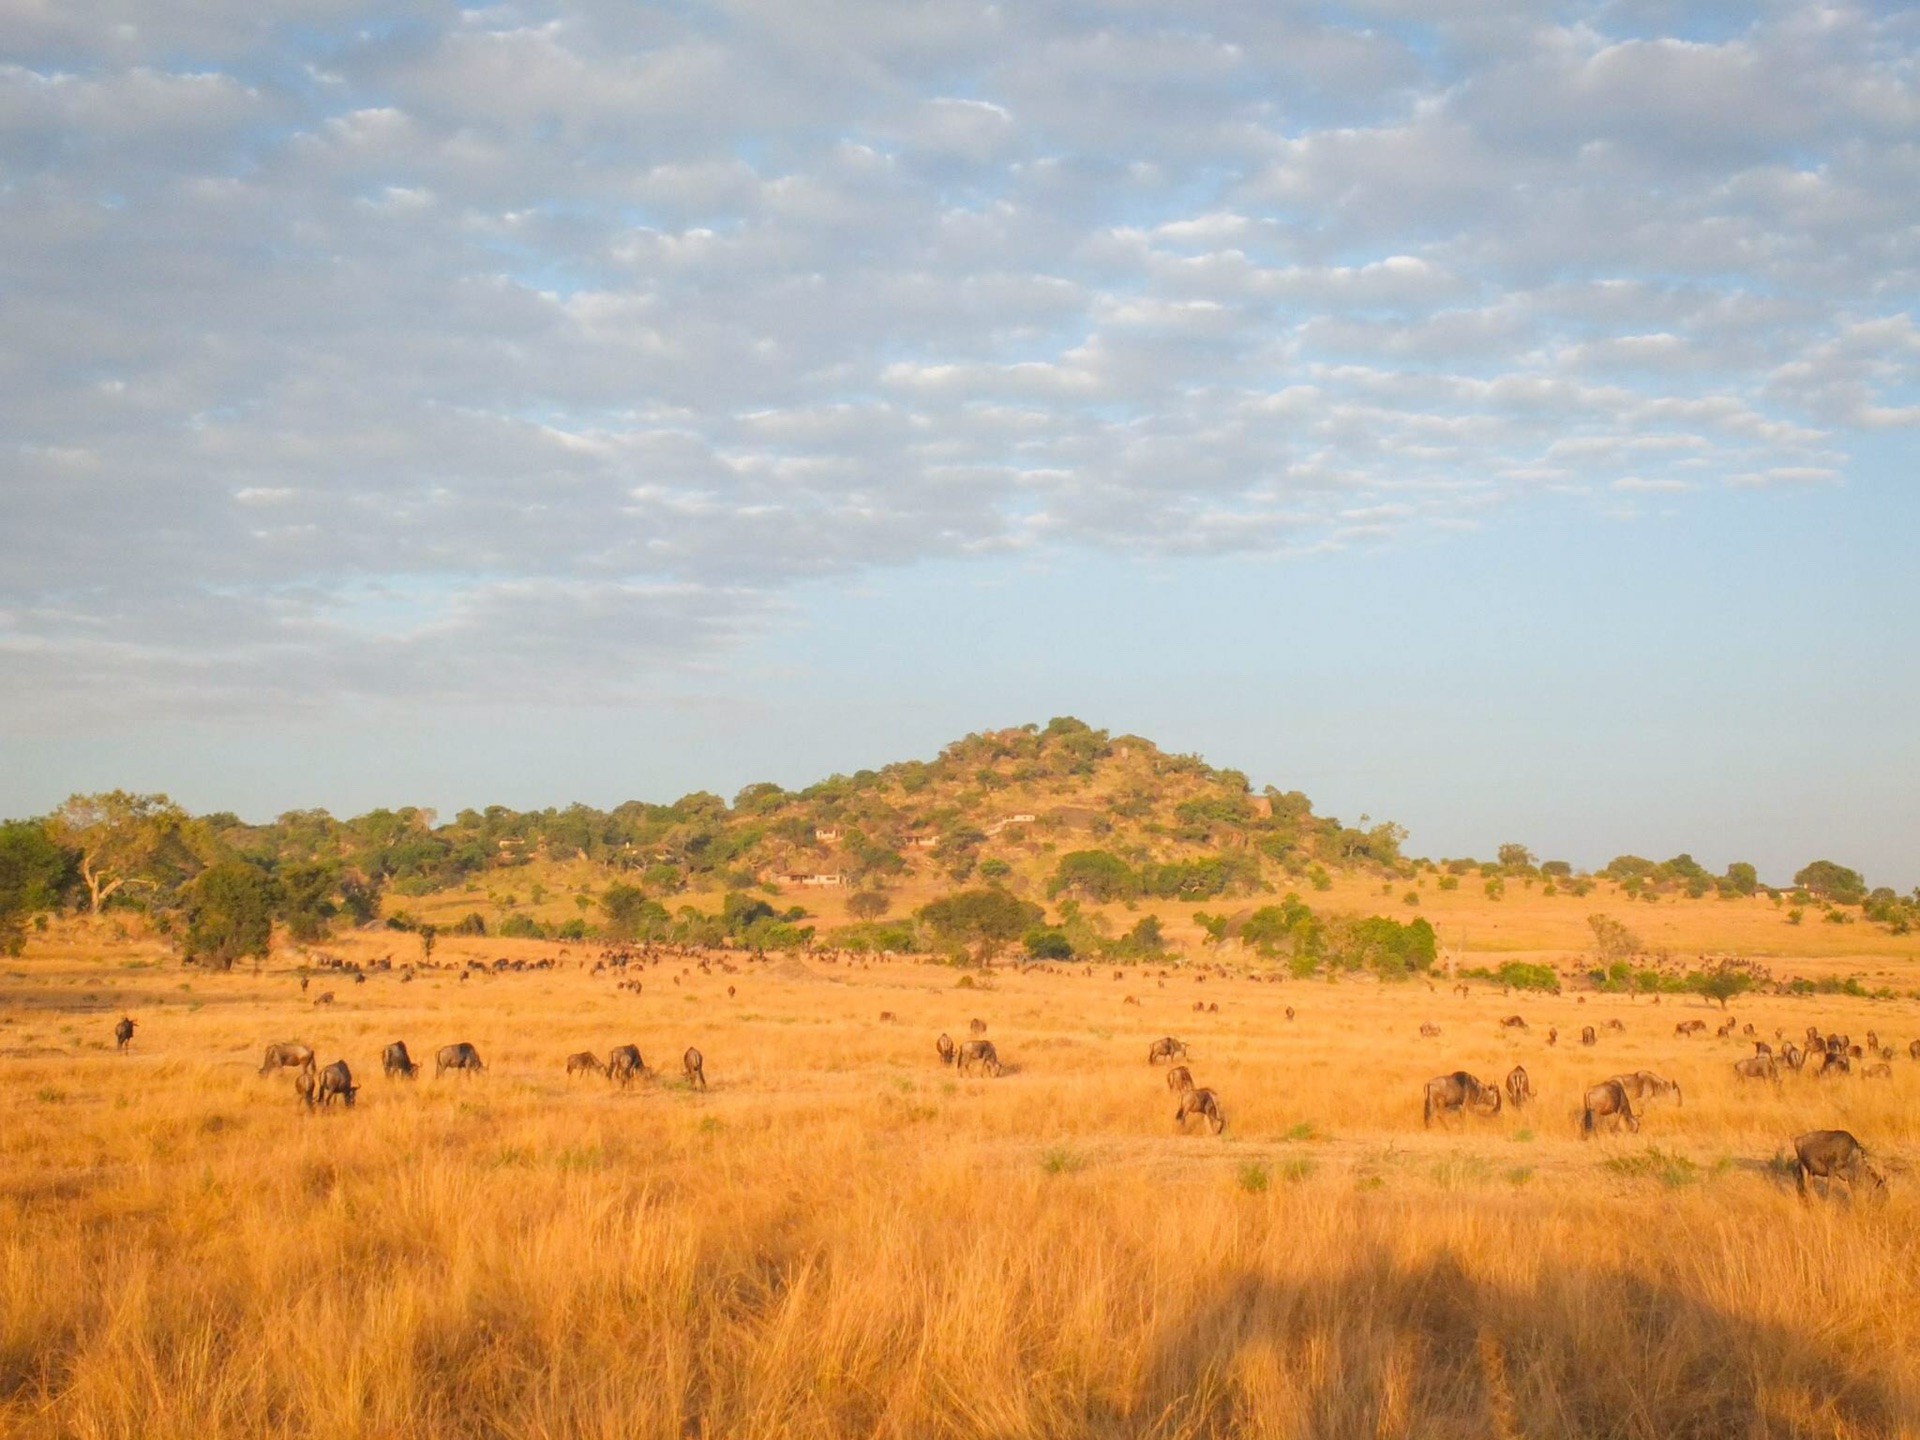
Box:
4, 917, 1920, 1438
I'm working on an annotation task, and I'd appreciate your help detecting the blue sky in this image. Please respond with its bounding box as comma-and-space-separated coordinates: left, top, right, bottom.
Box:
2, 2, 1916, 884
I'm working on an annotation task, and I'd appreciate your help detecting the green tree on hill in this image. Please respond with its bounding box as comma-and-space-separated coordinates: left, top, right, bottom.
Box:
919, 888, 1043, 963
1048, 850, 1137, 903
1794, 860, 1866, 905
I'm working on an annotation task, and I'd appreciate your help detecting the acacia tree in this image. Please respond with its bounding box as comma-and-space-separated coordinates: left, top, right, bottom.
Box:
48, 791, 187, 914
182, 861, 275, 969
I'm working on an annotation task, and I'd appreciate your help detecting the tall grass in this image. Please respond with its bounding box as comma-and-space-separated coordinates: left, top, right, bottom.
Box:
3, 934, 1918, 1436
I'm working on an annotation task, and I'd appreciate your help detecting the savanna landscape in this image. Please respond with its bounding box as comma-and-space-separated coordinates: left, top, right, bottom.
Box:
4, 720, 1919, 1438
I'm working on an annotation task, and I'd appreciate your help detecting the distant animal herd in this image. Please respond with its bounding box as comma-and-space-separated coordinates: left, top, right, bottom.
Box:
94, 948, 1909, 1203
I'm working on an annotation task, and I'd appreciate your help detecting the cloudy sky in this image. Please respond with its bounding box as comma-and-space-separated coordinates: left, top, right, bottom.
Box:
4, 1, 1917, 882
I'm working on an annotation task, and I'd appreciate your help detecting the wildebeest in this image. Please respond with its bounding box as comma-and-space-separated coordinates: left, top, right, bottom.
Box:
316, 1060, 358, 1108
958, 1039, 1002, 1076
436, 1041, 485, 1077
1864, 1061, 1893, 1079
1499, 1015, 1528, 1031
293, 1063, 317, 1109
1419, 1022, 1440, 1038
968, 1018, 987, 1035
566, 1051, 605, 1077
1753, 1040, 1773, 1058
1814, 1051, 1851, 1078
1580, 1079, 1639, 1137
1504, 1065, 1533, 1109
936, 1033, 956, 1066
1147, 1037, 1189, 1065
1910, 1039, 1920, 1061
314, 992, 334, 1006
1174, 1087, 1225, 1134
1165, 1064, 1194, 1093
1794, 1129, 1886, 1200
1781, 1043, 1804, 1071
1675, 1019, 1707, 1037
1605, 1019, 1625, 1031
1547, 1027, 1558, 1047
113, 1017, 136, 1051
1581, 1026, 1597, 1046
1284, 1006, 1295, 1021
1423, 1071, 1502, 1127
607, 1044, 647, 1085
259, 1041, 315, 1076
683, 1046, 706, 1090
1610, 1070, 1682, 1107
382, 1041, 418, 1079
1733, 1055, 1779, 1083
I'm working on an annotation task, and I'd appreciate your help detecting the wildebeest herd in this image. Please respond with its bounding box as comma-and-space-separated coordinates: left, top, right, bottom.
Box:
107, 988, 1904, 1200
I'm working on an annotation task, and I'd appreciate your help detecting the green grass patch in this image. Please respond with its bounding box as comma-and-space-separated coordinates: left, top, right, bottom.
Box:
1237, 1161, 1270, 1193
1509, 1127, 1535, 1143
1604, 1146, 1701, 1189
1431, 1156, 1495, 1188
1505, 1166, 1535, 1187
1041, 1146, 1087, 1176
1277, 1157, 1316, 1183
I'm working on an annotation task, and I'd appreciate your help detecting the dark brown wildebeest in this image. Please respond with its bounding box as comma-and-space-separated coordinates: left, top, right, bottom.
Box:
316, 1060, 358, 1108
382, 1041, 417, 1079
293, 1063, 317, 1110
1781, 1043, 1804, 1071
1547, 1027, 1558, 1047
1165, 1064, 1194, 1094
683, 1046, 706, 1090
1499, 1015, 1528, 1032
936, 1033, 956, 1066
1910, 1039, 1920, 1061
1123, 995, 1140, 1006
1284, 1007, 1295, 1021
968, 1018, 987, 1036
1866, 1029, 1880, 1053
1794, 1130, 1886, 1200
1753, 1040, 1773, 1058
1174, 1087, 1225, 1134
1610, 1070, 1682, 1107
1147, 1037, 1189, 1065
1423, 1071, 1502, 1127
1864, 1061, 1893, 1080
1733, 1055, 1779, 1083
113, 1017, 136, 1051
1815, 1051, 1851, 1078
1505, 1065, 1533, 1110
1605, 1019, 1625, 1031
958, 1039, 1002, 1076
1419, 1022, 1440, 1038
607, 1044, 647, 1085
1581, 1026, 1597, 1046
878, 1011, 895, 1023
260, 1041, 315, 1076
436, 1041, 485, 1077
1580, 1079, 1639, 1137
1675, 1020, 1707, 1037
566, 1051, 606, 1077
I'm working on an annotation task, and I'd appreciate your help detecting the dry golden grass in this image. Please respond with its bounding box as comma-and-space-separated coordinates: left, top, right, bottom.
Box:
5, 921, 1920, 1437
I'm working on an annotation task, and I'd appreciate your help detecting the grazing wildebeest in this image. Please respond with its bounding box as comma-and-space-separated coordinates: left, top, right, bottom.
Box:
1816, 1051, 1851, 1078
1675, 1019, 1707, 1037
1864, 1061, 1893, 1079
1581, 1026, 1597, 1046
878, 1011, 895, 1023
1910, 1039, 1920, 1061
316, 1060, 358, 1108
683, 1046, 706, 1090
1733, 1055, 1779, 1083
1284, 1007, 1295, 1021
1794, 1130, 1886, 1200
113, 1017, 136, 1051
1420, 1022, 1440, 1038
968, 1018, 987, 1036
566, 1051, 605, 1077
1165, 1064, 1194, 1093
293, 1063, 317, 1109
1753, 1040, 1773, 1058
1147, 1037, 1189, 1065
936, 1033, 956, 1066
1122, 995, 1140, 1006
607, 1044, 647, 1085
1547, 1027, 1558, 1047
1781, 1043, 1804, 1071
1423, 1071, 1502, 1127
1610, 1070, 1682, 1107
436, 1041, 485, 1077
1580, 1079, 1639, 1137
1504, 1065, 1533, 1110
260, 1041, 315, 1076
314, 991, 334, 1006
1174, 1087, 1225, 1134
1605, 1019, 1625, 1031
958, 1039, 1002, 1076
382, 1041, 418, 1079
1499, 1015, 1528, 1031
